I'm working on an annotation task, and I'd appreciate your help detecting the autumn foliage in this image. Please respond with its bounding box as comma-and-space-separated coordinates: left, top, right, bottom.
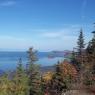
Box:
59, 60, 77, 78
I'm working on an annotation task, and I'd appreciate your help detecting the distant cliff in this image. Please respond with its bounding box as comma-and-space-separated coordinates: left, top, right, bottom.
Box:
47, 50, 72, 58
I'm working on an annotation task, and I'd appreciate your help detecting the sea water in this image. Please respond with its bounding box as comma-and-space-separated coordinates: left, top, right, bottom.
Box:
0, 52, 64, 71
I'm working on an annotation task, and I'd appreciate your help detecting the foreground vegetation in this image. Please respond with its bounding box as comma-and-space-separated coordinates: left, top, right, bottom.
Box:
0, 26, 95, 95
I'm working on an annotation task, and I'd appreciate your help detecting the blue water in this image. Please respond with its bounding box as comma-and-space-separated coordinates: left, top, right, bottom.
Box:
0, 52, 64, 71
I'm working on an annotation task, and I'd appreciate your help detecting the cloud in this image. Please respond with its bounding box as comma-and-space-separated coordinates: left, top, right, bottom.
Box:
39, 25, 80, 39
30, 25, 81, 51
41, 32, 61, 38
0, 1, 16, 7
0, 24, 90, 51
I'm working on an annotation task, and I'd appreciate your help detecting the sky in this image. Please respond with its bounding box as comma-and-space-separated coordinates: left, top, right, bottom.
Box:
0, 0, 95, 51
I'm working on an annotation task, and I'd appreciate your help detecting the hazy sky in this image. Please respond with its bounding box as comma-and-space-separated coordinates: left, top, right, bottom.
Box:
0, 0, 95, 51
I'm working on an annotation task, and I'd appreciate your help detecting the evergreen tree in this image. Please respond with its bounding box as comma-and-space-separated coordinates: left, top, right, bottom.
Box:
86, 30, 95, 84
13, 58, 29, 95
86, 31, 95, 55
71, 51, 81, 71
50, 61, 68, 95
27, 48, 43, 95
70, 30, 85, 73
77, 29, 85, 55
0, 72, 16, 95
0, 73, 11, 95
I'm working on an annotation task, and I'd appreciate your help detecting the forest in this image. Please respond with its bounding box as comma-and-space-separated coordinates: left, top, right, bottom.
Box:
0, 27, 95, 95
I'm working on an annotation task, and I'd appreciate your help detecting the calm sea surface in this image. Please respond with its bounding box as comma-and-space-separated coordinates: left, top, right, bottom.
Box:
0, 52, 64, 71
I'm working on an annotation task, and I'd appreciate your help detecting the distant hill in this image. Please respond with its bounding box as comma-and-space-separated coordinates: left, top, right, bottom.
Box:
63, 50, 72, 58
40, 66, 55, 74
47, 51, 64, 58
47, 50, 72, 58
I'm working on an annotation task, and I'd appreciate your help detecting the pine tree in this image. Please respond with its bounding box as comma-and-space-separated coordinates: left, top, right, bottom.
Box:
71, 51, 81, 71
27, 47, 43, 95
86, 30, 95, 85
13, 58, 29, 95
50, 61, 68, 95
0, 73, 11, 95
76, 29, 85, 79
86, 31, 95, 55
77, 29, 85, 55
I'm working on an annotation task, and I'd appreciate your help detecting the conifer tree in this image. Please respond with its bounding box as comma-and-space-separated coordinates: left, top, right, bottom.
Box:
71, 51, 81, 71
77, 29, 85, 55
27, 47, 43, 95
87, 31, 95, 55
71, 29, 85, 73
86, 30, 95, 84
13, 58, 29, 95
0, 73, 11, 95
50, 61, 68, 95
